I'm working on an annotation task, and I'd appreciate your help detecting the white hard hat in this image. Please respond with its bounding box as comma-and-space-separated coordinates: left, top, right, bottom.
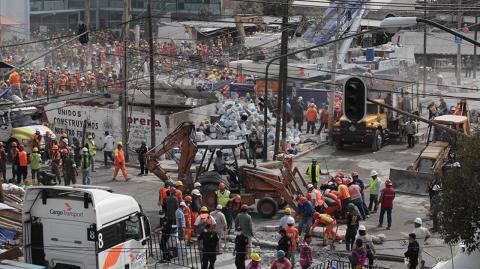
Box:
63, 138, 69, 144
82, 147, 88, 152
359, 225, 366, 231
370, 170, 378, 176
432, 185, 441, 191
307, 184, 314, 189
194, 182, 202, 188
191, 189, 201, 196
51, 133, 56, 139
216, 204, 223, 210
180, 201, 186, 207
414, 217, 422, 225
286, 216, 295, 225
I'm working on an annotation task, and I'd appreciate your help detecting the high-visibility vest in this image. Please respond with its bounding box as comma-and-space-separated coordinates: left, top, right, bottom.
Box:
307, 165, 321, 183
318, 213, 334, 224
369, 176, 380, 195
87, 140, 96, 156
215, 190, 231, 207
18, 151, 28, 166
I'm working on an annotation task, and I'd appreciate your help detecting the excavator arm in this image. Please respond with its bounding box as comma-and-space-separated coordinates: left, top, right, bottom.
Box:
145, 122, 197, 183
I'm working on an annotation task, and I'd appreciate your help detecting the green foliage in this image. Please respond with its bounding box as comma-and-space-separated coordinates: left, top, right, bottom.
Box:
438, 130, 480, 252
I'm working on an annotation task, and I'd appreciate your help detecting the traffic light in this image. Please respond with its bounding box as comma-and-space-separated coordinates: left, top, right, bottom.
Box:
343, 77, 366, 123
78, 23, 89, 45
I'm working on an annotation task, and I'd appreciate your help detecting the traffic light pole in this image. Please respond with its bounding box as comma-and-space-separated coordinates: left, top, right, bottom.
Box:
262, 29, 380, 161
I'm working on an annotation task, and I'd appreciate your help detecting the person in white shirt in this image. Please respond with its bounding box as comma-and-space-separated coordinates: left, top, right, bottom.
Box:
412, 217, 431, 267
102, 131, 115, 167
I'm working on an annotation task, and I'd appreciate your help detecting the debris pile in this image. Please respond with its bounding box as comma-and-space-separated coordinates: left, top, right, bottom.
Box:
0, 184, 25, 260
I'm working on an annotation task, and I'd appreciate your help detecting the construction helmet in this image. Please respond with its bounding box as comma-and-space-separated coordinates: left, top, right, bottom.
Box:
284, 208, 291, 214
414, 217, 422, 225
61, 148, 69, 156
194, 182, 202, 188
52, 145, 59, 150
241, 204, 249, 211
191, 189, 201, 196
299, 196, 307, 204
175, 180, 183, 186
343, 178, 353, 185
351, 171, 359, 177
385, 179, 393, 186
251, 253, 261, 262
117, 141, 123, 146
234, 195, 241, 202
88, 135, 93, 139
184, 195, 192, 202
286, 216, 295, 225
218, 182, 225, 190
32, 147, 39, 152
62, 138, 69, 145
432, 185, 441, 191
370, 170, 378, 177
307, 184, 314, 189
200, 206, 208, 213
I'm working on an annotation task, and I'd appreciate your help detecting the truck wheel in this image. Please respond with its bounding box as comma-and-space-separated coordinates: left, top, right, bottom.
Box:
201, 183, 219, 210
371, 130, 382, 152
257, 197, 278, 218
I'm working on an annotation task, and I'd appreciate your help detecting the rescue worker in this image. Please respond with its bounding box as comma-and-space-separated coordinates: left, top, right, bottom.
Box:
30, 147, 42, 184
176, 202, 186, 241
8, 142, 18, 183
159, 180, 173, 213
86, 135, 96, 172
368, 170, 381, 213
198, 224, 219, 269
277, 228, 291, 256
297, 196, 314, 236
305, 159, 324, 188
279, 208, 293, 230
61, 149, 76, 186
306, 184, 325, 212
215, 182, 232, 229
352, 172, 369, 217
112, 142, 129, 181
0, 142, 6, 183
195, 206, 217, 235
245, 252, 261, 269
17, 144, 28, 184
51, 145, 62, 184
32, 129, 42, 151
72, 136, 81, 167
311, 212, 337, 246
191, 189, 203, 235
345, 203, 361, 251
137, 140, 148, 176
412, 217, 431, 268
235, 205, 254, 255
305, 103, 318, 134
346, 178, 367, 220
227, 194, 242, 229
378, 179, 395, 230
356, 225, 375, 267
44, 131, 52, 160
211, 204, 228, 249
175, 180, 184, 201
299, 234, 313, 269
324, 189, 342, 218
81, 147, 92, 185
334, 177, 351, 219
183, 195, 193, 242
285, 217, 299, 267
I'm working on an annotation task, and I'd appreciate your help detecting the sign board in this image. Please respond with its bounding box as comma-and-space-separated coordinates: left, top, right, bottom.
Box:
454, 35, 463, 44
254, 80, 279, 97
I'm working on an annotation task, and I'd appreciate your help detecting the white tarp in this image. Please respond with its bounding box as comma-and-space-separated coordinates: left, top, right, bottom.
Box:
433, 249, 480, 269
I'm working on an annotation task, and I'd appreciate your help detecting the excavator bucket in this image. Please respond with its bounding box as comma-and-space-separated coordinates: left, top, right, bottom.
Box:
389, 168, 433, 196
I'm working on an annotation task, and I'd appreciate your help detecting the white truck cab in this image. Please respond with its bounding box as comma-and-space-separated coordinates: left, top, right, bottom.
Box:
23, 185, 151, 269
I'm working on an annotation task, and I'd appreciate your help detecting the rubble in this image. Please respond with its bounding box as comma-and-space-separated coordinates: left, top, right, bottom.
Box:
0, 185, 24, 260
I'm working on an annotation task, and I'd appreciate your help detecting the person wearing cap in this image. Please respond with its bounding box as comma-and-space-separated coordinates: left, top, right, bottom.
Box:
378, 179, 395, 230
285, 216, 299, 267
215, 182, 232, 229
234, 228, 250, 269
246, 252, 262, 269
16, 144, 28, 184
305, 159, 324, 188
112, 142, 129, 181
412, 217, 430, 267
235, 204, 254, 255
356, 225, 375, 267
102, 131, 115, 167
404, 233, 420, 269
211, 204, 227, 249
299, 234, 313, 269
81, 147, 92, 185
297, 196, 314, 236
345, 203, 361, 251
176, 202, 186, 240
271, 250, 292, 269
137, 140, 148, 176
368, 170, 382, 213
29, 147, 42, 184
311, 212, 337, 246
279, 208, 293, 230
86, 134, 96, 172
51, 145, 62, 184
0, 142, 6, 183
306, 183, 324, 212
198, 223, 219, 269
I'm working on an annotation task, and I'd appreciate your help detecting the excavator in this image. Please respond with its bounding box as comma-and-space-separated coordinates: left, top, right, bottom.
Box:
144, 121, 307, 217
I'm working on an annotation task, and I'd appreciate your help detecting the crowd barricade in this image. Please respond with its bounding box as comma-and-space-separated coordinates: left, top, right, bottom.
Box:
150, 231, 202, 269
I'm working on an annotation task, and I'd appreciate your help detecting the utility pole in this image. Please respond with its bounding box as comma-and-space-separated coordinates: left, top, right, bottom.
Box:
274, 0, 289, 159
423, 0, 427, 95
148, 0, 156, 149
327, 7, 342, 145
456, 0, 462, 86
122, 0, 130, 161
474, 16, 478, 79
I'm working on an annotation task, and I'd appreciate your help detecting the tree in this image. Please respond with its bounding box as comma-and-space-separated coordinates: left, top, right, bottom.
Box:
438, 130, 480, 252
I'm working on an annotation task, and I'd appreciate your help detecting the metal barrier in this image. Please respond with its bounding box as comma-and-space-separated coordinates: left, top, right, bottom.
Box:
308, 260, 390, 269
150, 231, 202, 269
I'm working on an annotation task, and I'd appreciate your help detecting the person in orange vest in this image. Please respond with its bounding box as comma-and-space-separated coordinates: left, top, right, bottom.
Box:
324, 189, 342, 217
285, 217, 299, 267
158, 180, 173, 213
51, 145, 62, 184
311, 212, 339, 245
306, 184, 325, 212
58, 76, 67, 92
305, 103, 318, 134
16, 144, 28, 184
333, 177, 351, 219
69, 76, 78, 92
112, 142, 129, 181
8, 70, 21, 98
184, 195, 193, 243
174, 180, 184, 201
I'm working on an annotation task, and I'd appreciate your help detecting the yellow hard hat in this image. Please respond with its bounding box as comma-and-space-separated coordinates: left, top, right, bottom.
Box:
117, 141, 123, 145
175, 180, 183, 186
200, 206, 208, 212
32, 147, 39, 152
284, 208, 291, 214
251, 253, 261, 262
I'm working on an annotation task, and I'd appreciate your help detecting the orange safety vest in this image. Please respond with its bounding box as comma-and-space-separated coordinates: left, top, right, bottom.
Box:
339, 184, 351, 200
59, 78, 67, 91
159, 187, 169, 204
18, 151, 28, 166
285, 226, 299, 251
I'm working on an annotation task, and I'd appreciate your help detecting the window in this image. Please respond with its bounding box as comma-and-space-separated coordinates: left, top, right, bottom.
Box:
125, 216, 142, 241
97, 215, 144, 252
367, 104, 378, 115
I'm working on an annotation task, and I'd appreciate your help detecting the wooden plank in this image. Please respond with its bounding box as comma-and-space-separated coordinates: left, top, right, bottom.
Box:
0, 247, 22, 260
